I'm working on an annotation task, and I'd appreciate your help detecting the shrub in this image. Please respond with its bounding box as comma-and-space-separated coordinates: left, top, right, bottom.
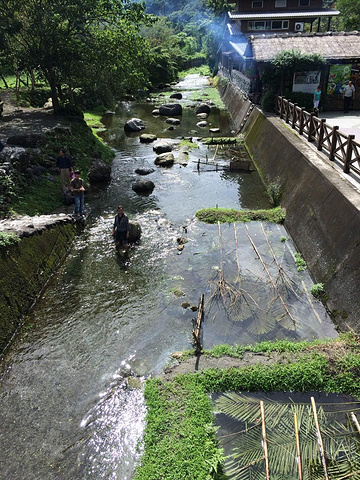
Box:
310, 283, 326, 299
261, 90, 276, 112
266, 178, 282, 206
0, 231, 20, 247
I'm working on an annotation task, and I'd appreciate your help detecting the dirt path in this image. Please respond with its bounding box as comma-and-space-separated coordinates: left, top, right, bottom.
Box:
0, 89, 68, 140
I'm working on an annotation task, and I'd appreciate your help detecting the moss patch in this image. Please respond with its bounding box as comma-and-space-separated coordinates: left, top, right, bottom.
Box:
195, 206, 285, 224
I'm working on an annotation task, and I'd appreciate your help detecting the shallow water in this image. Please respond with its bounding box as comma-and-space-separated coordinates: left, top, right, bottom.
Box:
0, 75, 337, 479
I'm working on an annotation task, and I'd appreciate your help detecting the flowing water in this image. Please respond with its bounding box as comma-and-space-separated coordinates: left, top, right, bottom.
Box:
0, 75, 337, 479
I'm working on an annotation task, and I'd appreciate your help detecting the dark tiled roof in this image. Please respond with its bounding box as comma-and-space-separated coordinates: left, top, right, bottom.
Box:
250, 31, 360, 61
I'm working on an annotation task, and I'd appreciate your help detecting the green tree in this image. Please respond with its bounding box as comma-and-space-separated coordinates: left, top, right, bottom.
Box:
337, 0, 360, 31
0, 0, 152, 111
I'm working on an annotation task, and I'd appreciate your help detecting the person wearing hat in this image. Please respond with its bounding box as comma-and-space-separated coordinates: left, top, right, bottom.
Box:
70, 170, 85, 216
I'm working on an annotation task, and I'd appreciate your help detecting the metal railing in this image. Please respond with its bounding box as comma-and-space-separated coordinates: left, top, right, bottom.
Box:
276, 96, 360, 178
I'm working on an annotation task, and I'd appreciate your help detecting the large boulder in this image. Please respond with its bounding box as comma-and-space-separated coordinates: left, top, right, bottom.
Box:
124, 118, 146, 132
170, 92, 182, 99
129, 222, 142, 242
7, 133, 45, 148
165, 118, 181, 125
154, 152, 174, 167
132, 179, 155, 194
140, 134, 157, 143
88, 158, 111, 183
159, 103, 182, 116
196, 121, 208, 127
153, 140, 173, 154
194, 103, 211, 115
135, 167, 155, 176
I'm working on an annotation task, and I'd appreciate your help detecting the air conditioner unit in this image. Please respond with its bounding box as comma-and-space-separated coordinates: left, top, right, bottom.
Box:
294, 22, 304, 32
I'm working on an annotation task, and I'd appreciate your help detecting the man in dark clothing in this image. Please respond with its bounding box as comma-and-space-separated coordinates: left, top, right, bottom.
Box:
112, 205, 130, 247
70, 170, 85, 216
56, 148, 73, 190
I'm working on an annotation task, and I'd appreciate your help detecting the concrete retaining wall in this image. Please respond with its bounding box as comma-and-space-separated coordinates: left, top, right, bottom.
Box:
0, 216, 80, 352
220, 78, 360, 331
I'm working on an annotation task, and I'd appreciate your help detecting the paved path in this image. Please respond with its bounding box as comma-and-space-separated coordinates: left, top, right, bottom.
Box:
319, 112, 360, 143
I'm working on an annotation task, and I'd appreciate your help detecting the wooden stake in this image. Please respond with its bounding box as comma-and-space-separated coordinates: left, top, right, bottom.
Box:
212, 144, 219, 163
192, 294, 204, 353
351, 412, 360, 434
294, 412, 303, 480
260, 401, 270, 480
233, 224, 241, 291
311, 397, 329, 480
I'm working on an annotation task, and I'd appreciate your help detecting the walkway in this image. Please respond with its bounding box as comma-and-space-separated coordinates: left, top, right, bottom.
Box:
319, 111, 360, 143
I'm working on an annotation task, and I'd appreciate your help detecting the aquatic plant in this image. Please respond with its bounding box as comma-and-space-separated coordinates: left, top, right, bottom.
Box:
310, 283, 326, 299
295, 252, 307, 271
195, 207, 285, 224
0, 231, 20, 247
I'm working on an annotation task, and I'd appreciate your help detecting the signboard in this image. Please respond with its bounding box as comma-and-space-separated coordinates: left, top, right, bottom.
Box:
327, 64, 352, 95
293, 71, 321, 93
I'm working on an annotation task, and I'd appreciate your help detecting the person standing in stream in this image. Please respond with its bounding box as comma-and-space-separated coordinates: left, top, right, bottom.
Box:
112, 205, 130, 248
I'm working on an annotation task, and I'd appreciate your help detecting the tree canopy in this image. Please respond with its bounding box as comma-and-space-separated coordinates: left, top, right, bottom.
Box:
0, 0, 153, 110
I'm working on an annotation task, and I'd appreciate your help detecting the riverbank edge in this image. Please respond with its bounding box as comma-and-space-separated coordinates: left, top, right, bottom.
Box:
0, 216, 83, 353
218, 74, 360, 332
134, 334, 360, 479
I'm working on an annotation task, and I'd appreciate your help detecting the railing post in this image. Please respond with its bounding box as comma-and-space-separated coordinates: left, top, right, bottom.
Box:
285, 101, 290, 123
279, 96, 284, 119
291, 104, 298, 129
307, 113, 315, 142
329, 126, 339, 161
344, 135, 355, 173
317, 119, 326, 151
299, 107, 305, 135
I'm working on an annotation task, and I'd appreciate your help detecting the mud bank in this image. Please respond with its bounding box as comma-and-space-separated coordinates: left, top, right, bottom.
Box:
218, 76, 360, 331
0, 215, 82, 352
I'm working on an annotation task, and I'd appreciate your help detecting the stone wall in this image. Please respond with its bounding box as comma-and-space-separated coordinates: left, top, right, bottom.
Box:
0, 216, 80, 352
219, 77, 360, 331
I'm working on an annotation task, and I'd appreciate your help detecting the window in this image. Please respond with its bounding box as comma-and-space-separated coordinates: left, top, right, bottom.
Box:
252, 1, 263, 7
271, 20, 289, 29
248, 20, 289, 30
298, 0, 310, 5
275, 0, 287, 6
248, 20, 271, 30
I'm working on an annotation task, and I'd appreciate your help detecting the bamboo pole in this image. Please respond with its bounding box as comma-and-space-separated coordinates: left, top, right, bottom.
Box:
294, 412, 303, 480
311, 396, 329, 480
351, 412, 360, 434
245, 225, 297, 326
212, 144, 219, 163
233, 224, 241, 291
260, 401, 270, 480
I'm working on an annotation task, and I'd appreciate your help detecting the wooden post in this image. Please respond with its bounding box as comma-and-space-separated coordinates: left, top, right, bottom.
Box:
351, 412, 360, 434
311, 397, 329, 480
307, 113, 315, 142
292, 104, 298, 129
294, 412, 303, 480
329, 126, 339, 161
260, 401, 270, 480
317, 119, 326, 151
344, 134, 355, 174
299, 108, 305, 135
279, 96, 284, 119
197, 159, 200, 171
285, 100, 290, 123
192, 294, 204, 353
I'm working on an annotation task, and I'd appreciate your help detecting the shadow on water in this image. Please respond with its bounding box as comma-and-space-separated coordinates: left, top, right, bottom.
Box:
0, 75, 338, 480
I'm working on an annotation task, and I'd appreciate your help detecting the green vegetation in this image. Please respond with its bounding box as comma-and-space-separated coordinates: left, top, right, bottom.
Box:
11, 177, 64, 216
179, 138, 199, 150
134, 376, 226, 480
189, 83, 226, 110
196, 207, 285, 224
135, 335, 360, 480
310, 283, 326, 299
295, 252, 307, 271
266, 178, 282, 207
0, 231, 20, 247
178, 65, 211, 78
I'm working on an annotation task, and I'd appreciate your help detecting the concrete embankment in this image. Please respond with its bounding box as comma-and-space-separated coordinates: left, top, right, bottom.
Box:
219, 77, 360, 331
0, 215, 82, 352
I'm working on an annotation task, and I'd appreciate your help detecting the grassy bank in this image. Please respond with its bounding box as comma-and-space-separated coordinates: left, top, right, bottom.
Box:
10, 116, 114, 216
134, 334, 360, 479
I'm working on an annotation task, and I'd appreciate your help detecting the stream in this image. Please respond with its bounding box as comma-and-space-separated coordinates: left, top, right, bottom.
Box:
0, 75, 337, 480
